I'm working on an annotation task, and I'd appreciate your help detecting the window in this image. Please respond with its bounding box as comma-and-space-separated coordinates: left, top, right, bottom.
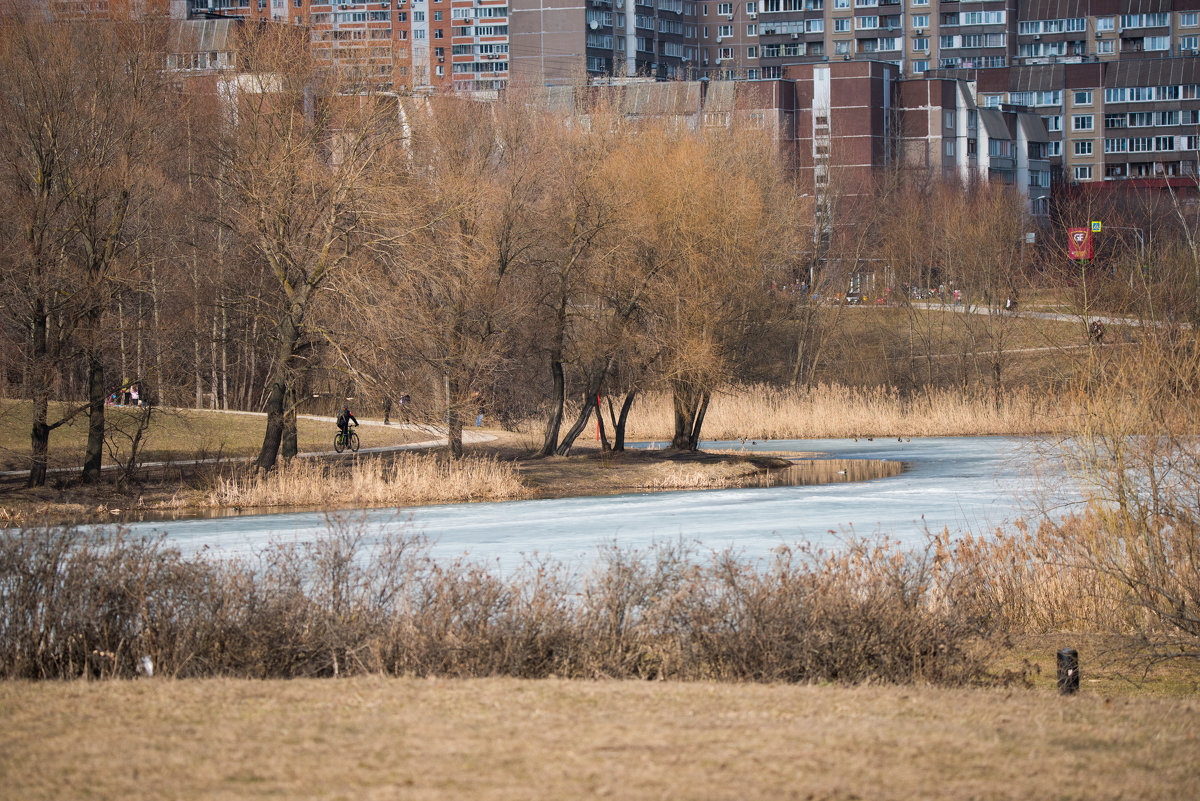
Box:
434, 28, 443, 38
913, 38, 927, 51
1181, 36, 1199, 51
746, 45, 758, 57
718, 24, 733, 36
1097, 40, 1115, 54
1073, 165, 1092, 181
747, 24, 757, 35
834, 19, 850, 32
1074, 90, 1092, 105
806, 19, 823, 32
855, 16, 877, 30
1074, 140, 1093, 156
717, 2, 732, 14
912, 14, 928, 28
944, 110, 955, 130
413, 10, 424, 21
746, 1, 755, 12
747, 68, 759, 79
834, 0, 849, 7
835, 39, 850, 53
1072, 114, 1094, 131
1145, 36, 1171, 51
1183, 13, 1199, 28
1096, 17, 1115, 32
944, 141, 955, 157
433, 10, 442, 20
912, 60, 928, 73
1044, 115, 1062, 132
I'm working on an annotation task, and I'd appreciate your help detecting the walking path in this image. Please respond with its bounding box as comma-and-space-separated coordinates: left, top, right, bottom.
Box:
0, 410, 496, 480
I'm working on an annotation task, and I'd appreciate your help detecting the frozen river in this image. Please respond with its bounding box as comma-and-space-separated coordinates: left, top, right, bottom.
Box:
127, 436, 1082, 570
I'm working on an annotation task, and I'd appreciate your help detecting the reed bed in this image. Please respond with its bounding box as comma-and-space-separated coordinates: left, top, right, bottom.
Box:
208, 453, 528, 509
633, 462, 748, 490
621, 383, 1074, 441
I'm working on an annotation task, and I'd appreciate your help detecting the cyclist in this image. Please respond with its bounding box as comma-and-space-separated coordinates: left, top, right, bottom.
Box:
336, 404, 358, 446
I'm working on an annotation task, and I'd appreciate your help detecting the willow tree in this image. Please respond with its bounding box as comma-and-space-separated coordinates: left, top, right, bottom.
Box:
217, 25, 396, 471
627, 121, 794, 451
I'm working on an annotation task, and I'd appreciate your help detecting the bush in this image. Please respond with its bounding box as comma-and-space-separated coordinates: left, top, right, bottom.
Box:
0, 520, 991, 684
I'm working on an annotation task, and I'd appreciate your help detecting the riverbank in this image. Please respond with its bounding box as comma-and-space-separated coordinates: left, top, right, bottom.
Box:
0, 427, 805, 526
3, 663, 1196, 801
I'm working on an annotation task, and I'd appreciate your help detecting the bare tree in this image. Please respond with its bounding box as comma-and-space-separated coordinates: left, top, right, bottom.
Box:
0, 12, 171, 485
217, 25, 395, 471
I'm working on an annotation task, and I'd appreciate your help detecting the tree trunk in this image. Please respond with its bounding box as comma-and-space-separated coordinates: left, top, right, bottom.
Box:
281, 383, 298, 460
447, 374, 463, 458
538, 356, 565, 457
671, 380, 710, 451
555, 371, 606, 456
29, 398, 50, 488
609, 390, 636, 452
256, 317, 301, 472
27, 303, 51, 488
82, 352, 105, 482
554, 396, 594, 457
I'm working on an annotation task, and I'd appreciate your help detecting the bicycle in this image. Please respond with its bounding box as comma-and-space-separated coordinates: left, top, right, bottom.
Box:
334, 425, 360, 453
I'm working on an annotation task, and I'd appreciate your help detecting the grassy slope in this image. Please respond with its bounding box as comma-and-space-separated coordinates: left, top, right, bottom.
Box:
2, 674, 1197, 801
0, 401, 426, 472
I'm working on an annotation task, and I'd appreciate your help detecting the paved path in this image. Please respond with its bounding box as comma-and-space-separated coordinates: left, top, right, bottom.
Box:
0, 410, 496, 480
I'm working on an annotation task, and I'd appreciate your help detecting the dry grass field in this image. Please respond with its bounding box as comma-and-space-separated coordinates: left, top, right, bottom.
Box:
2, 676, 1197, 801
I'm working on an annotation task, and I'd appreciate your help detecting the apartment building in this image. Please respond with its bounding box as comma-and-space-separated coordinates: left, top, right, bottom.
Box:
181, 0, 508, 95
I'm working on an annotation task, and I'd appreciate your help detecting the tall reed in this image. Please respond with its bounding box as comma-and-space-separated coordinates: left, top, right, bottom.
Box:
621, 383, 1072, 441
208, 453, 527, 509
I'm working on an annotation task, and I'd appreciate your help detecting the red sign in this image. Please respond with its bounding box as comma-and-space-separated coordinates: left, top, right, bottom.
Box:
1067, 228, 1093, 260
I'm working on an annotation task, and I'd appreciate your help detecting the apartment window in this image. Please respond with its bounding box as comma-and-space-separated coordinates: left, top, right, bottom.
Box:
1096, 17, 1115, 32
747, 68, 759, 79
913, 37, 928, 51
747, 24, 757, 35
806, 19, 823, 32
911, 0, 927, 5
433, 10, 442, 20
1097, 40, 1115, 54
1183, 13, 1199, 27
1044, 115, 1062, 132
718, 25, 733, 36
912, 14, 928, 28
834, 0, 849, 6
1073, 165, 1092, 181
434, 28, 443, 38
835, 39, 850, 53
944, 110, 955, 130
717, 2, 732, 14
414, 29, 425, 39
1072, 114, 1094, 131
746, 45, 758, 57
856, 16, 877, 30
1182, 36, 1199, 51
746, 1, 755, 12
944, 141, 955, 156
399, 29, 408, 39
435, 65, 444, 77
912, 60, 928, 73
1074, 140, 1093, 156
413, 10, 424, 20
834, 19, 850, 32
1074, 91, 1092, 105
1145, 36, 1171, 51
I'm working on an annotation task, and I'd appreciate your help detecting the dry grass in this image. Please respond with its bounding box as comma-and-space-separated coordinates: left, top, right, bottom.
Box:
207, 453, 528, 509
1, 677, 1197, 801
620, 383, 1073, 441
